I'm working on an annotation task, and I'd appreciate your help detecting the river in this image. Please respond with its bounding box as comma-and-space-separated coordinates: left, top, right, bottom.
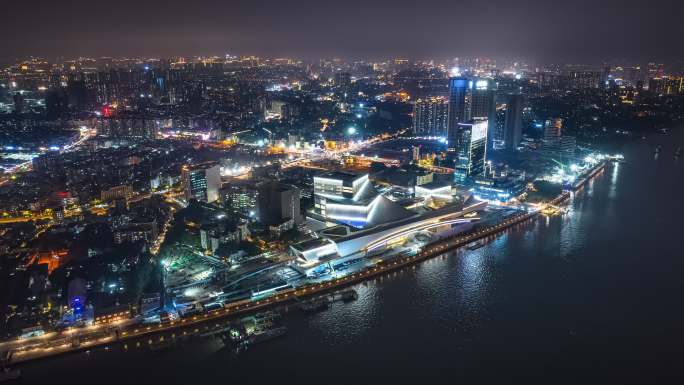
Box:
16, 127, 684, 385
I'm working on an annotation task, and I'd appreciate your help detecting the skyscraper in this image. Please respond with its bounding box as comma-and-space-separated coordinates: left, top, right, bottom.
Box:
469, 79, 496, 119
568, 70, 603, 89
543, 118, 562, 146
453, 119, 488, 184
335, 72, 351, 89
542, 118, 576, 157
447, 77, 496, 149
471, 78, 496, 150
182, 163, 221, 203
412, 96, 449, 136
446, 77, 470, 145
503, 94, 523, 151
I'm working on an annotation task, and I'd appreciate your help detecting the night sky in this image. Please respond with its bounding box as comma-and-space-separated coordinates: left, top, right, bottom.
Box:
3, 0, 682, 63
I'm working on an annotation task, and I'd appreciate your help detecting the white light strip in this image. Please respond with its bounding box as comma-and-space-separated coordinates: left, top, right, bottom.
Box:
366, 218, 477, 252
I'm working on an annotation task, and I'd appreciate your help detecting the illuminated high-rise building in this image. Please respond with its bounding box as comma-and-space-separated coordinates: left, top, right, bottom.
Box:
446, 77, 470, 140
469, 79, 496, 119
412, 96, 449, 136
453, 119, 488, 184
182, 163, 221, 203
649, 76, 684, 95
446, 77, 496, 149
543, 118, 563, 145
542, 118, 575, 156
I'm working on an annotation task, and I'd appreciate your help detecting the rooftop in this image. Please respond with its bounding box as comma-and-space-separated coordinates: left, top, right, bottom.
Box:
290, 237, 336, 252
315, 171, 365, 183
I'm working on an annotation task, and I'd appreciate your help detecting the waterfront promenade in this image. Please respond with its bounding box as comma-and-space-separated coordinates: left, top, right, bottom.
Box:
2, 161, 607, 365
1, 210, 538, 364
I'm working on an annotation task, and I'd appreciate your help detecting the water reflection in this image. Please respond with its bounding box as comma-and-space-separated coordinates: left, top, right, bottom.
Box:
608, 161, 619, 200
458, 249, 486, 300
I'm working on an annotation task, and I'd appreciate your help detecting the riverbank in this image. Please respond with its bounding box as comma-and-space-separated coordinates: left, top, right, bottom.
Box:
5, 163, 611, 366
5, 211, 539, 365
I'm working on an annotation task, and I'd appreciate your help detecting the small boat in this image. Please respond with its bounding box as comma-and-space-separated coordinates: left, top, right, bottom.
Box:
299, 297, 330, 314
655, 145, 662, 154
248, 326, 287, 345
675, 147, 681, 158
467, 241, 484, 251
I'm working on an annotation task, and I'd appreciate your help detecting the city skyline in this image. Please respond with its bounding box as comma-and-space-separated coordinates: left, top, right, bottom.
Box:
2, 2, 684, 383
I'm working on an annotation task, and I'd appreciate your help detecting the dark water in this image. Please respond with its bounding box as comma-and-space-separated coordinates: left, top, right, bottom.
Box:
18, 128, 684, 385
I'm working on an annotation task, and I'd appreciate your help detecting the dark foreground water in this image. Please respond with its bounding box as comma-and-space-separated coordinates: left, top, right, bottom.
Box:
18, 128, 684, 385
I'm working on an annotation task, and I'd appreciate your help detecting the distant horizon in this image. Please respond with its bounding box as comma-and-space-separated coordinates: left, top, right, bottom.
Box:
1, 54, 680, 70
3, 0, 684, 66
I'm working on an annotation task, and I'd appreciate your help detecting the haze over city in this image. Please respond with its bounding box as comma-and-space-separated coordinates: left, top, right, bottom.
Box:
3, 0, 684, 63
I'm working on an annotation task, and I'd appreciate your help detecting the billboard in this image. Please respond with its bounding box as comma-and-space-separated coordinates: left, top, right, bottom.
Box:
471, 120, 488, 142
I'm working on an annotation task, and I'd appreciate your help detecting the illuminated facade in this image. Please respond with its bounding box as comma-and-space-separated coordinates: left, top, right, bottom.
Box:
182, 163, 221, 203
293, 201, 487, 267
648, 76, 684, 95
413, 96, 449, 136
543, 118, 562, 145
453, 119, 488, 184
312, 172, 413, 228
414, 181, 454, 203
447, 77, 496, 149
313, 172, 369, 201
473, 175, 527, 202
220, 183, 258, 215
313, 172, 371, 227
